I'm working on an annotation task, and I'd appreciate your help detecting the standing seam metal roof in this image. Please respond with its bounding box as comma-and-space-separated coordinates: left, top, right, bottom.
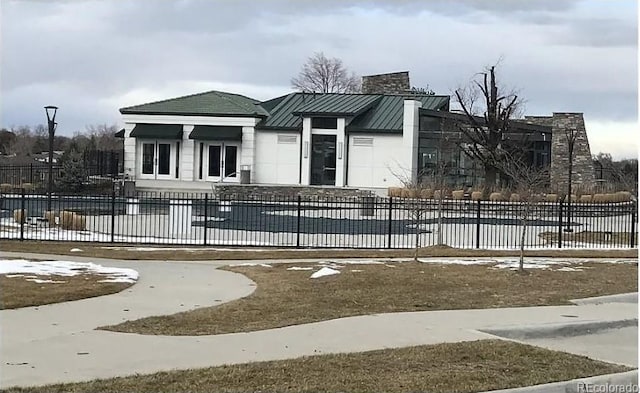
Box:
119, 90, 269, 117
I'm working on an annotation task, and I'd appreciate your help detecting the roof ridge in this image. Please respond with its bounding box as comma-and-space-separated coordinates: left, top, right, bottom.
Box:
119, 90, 225, 111
210, 90, 260, 114
260, 93, 296, 114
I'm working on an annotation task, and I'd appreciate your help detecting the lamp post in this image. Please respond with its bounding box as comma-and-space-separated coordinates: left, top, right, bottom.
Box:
564, 128, 577, 233
45, 105, 58, 212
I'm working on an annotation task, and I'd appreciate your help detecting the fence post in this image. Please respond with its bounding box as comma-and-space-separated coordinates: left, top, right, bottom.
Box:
203, 194, 209, 246
296, 195, 301, 248
557, 199, 563, 249
631, 201, 636, 248
475, 199, 481, 249
29, 163, 33, 184
387, 197, 393, 249
20, 188, 25, 241
110, 191, 116, 243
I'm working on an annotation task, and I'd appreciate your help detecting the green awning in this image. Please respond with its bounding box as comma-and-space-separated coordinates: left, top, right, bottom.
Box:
114, 129, 125, 138
130, 123, 183, 139
189, 125, 243, 141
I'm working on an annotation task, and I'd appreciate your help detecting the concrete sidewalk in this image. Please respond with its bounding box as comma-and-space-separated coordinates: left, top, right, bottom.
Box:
0, 253, 637, 389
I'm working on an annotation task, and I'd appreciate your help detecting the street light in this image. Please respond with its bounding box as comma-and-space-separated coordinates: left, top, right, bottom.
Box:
44, 105, 58, 212
564, 128, 577, 233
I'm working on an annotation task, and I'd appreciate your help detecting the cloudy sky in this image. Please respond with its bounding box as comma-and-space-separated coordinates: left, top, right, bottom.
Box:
1, 0, 637, 158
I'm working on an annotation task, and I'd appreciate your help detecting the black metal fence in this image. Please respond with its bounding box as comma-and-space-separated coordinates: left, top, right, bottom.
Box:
0, 191, 636, 249
0, 164, 119, 191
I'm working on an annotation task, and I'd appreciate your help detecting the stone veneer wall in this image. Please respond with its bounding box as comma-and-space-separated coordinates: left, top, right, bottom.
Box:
362, 71, 410, 94
213, 184, 373, 200
526, 113, 595, 193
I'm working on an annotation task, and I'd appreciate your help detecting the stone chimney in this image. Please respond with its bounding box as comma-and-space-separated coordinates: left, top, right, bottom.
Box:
362, 71, 410, 94
526, 113, 595, 193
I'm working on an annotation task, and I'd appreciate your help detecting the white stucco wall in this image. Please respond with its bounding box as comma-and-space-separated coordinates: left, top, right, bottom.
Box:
347, 133, 406, 188
253, 130, 301, 184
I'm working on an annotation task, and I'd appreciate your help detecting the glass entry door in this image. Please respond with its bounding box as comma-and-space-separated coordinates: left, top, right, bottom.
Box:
140, 141, 174, 179
310, 134, 336, 186
205, 143, 239, 182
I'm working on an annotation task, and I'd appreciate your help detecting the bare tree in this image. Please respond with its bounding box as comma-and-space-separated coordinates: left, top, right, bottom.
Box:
391, 120, 456, 261
500, 155, 549, 272
291, 52, 360, 93
454, 64, 523, 196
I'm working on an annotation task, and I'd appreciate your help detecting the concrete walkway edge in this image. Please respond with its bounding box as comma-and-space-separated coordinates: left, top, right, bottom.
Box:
481, 370, 638, 393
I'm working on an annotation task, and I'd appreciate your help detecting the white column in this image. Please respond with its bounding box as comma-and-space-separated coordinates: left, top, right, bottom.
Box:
336, 118, 346, 187
181, 125, 194, 181
300, 117, 312, 185
402, 100, 422, 184
241, 125, 256, 180
123, 123, 136, 179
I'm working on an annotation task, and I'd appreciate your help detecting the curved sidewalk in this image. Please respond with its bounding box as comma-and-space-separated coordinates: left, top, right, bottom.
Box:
0, 253, 637, 388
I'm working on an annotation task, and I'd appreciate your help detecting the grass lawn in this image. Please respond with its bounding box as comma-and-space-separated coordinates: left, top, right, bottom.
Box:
0, 274, 133, 309
101, 261, 637, 335
0, 240, 637, 261
0, 340, 630, 393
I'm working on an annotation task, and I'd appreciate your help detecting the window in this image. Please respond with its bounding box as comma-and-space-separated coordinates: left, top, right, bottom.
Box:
311, 117, 337, 129
142, 143, 154, 175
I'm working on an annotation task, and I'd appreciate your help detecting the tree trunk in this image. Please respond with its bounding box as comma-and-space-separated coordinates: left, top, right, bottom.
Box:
519, 217, 527, 272
437, 193, 444, 245
484, 164, 497, 197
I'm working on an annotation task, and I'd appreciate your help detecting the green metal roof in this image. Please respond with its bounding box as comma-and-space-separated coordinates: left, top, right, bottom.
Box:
293, 94, 382, 117
189, 125, 242, 141
256, 93, 306, 130
130, 124, 183, 139
347, 95, 449, 133
256, 93, 450, 133
120, 90, 269, 117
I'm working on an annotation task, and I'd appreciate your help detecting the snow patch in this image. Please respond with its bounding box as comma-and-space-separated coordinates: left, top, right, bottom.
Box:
286, 267, 314, 271
28, 278, 66, 284
70, 248, 83, 252
310, 267, 341, 279
231, 263, 272, 268
0, 259, 139, 283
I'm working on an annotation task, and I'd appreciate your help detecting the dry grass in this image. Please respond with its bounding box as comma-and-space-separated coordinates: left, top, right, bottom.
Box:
539, 231, 633, 246
1, 340, 630, 393
0, 273, 133, 309
101, 261, 637, 335
0, 240, 636, 261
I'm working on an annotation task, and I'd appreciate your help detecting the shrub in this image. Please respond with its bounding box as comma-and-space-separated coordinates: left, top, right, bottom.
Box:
451, 190, 465, 200
388, 187, 402, 197
44, 211, 58, 227
489, 192, 503, 202
13, 209, 27, 224
471, 191, 483, 201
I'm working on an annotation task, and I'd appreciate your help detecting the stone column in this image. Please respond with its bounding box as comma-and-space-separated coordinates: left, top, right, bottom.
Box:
549, 113, 595, 193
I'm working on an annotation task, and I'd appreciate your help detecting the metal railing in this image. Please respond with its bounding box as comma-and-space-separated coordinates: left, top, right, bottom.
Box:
0, 191, 636, 249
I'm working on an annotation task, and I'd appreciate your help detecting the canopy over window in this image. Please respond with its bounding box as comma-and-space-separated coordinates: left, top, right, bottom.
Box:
189, 125, 242, 141
130, 123, 183, 139
114, 129, 125, 138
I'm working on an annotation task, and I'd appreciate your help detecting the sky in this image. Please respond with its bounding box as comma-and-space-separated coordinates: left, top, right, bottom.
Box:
1, 0, 637, 159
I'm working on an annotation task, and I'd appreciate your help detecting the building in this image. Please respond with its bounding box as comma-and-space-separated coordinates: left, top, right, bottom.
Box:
118, 72, 593, 193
